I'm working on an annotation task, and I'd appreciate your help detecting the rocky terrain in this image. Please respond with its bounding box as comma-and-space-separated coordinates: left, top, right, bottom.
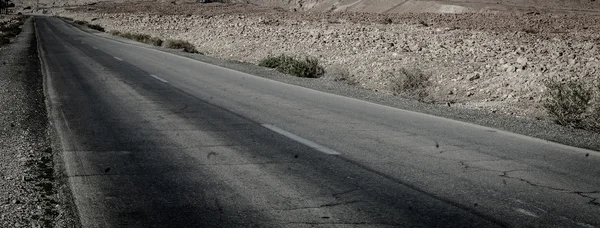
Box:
54, 2, 600, 119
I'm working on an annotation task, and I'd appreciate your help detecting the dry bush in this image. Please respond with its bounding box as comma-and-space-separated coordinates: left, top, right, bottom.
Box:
325, 65, 358, 85
381, 68, 431, 101
543, 78, 600, 132
86, 24, 105, 32
112, 31, 163, 46
164, 39, 198, 53
259, 54, 325, 78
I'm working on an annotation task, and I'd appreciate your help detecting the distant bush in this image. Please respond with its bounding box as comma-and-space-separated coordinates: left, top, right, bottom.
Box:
259, 54, 324, 78
543, 79, 600, 131
74, 20, 87, 25
378, 17, 393, 25
0, 17, 27, 46
57, 16, 74, 21
86, 24, 105, 32
164, 39, 198, 53
111, 31, 163, 46
325, 65, 358, 85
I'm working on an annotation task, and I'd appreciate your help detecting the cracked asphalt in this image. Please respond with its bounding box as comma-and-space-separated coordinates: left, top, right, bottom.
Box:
37, 16, 600, 227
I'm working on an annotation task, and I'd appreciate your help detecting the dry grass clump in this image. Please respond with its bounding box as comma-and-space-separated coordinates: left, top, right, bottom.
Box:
543, 78, 600, 132
381, 67, 431, 101
0, 16, 27, 46
110, 31, 163, 46
259, 54, 324, 78
164, 39, 198, 53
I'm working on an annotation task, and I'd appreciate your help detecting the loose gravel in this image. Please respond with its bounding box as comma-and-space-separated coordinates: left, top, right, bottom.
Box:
0, 17, 76, 227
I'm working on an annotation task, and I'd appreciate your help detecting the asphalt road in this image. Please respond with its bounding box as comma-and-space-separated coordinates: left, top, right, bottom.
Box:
36, 16, 600, 227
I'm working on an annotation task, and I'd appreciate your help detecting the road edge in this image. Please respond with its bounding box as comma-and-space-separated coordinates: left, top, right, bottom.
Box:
35, 16, 82, 228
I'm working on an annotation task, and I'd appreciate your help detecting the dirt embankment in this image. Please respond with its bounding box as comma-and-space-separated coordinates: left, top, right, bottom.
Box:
55, 2, 600, 118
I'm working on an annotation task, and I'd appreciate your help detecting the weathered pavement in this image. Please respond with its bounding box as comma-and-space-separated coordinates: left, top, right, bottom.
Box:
37, 16, 600, 227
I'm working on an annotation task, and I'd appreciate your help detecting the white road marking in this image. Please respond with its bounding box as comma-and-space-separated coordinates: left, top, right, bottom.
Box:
92, 46, 98, 49
261, 124, 341, 155
114, 57, 123, 61
150, 74, 168, 83
514, 208, 538, 218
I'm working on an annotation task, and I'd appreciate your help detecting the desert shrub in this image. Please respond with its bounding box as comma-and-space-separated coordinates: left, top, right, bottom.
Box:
57, 16, 74, 21
543, 79, 594, 128
86, 24, 105, 32
378, 17, 393, 25
0, 37, 9, 45
164, 39, 198, 53
325, 65, 357, 85
113, 31, 163, 46
382, 68, 430, 101
74, 20, 87, 25
0, 22, 22, 37
259, 54, 324, 78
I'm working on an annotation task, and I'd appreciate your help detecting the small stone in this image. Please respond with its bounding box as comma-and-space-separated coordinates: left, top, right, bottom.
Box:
468, 73, 481, 81
516, 57, 528, 65
506, 66, 516, 72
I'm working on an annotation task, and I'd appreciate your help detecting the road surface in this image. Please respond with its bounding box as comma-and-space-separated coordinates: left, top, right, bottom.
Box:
36, 16, 600, 227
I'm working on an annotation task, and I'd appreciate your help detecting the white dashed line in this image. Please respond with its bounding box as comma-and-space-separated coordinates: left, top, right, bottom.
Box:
92, 46, 98, 49
514, 208, 538, 218
113, 57, 123, 61
261, 124, 341, 155
150, 74, 168, 83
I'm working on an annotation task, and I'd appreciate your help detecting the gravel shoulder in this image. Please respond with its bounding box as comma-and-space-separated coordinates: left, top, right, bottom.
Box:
73, 21, 600, 152
0, 17, 77, 227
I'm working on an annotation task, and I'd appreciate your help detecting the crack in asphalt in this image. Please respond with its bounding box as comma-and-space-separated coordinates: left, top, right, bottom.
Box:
332, 188, 361, 199
574, 191, 600, 207
500, 171, 600, 207
278, 200, 362, 211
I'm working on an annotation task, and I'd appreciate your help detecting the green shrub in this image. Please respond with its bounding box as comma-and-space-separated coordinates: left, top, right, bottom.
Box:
86, 24, 105, 32
258, 54, 325, 78
164, 39, 198, 53
543, 79, 593, 128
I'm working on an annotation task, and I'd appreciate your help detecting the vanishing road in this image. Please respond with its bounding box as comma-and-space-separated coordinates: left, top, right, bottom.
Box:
36, 16, 600, 227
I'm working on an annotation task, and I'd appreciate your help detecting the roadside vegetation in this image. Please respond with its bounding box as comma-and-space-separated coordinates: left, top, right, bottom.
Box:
259, 54, 325, 78
0, 15, 27, 46
163, 39, 199, 53
109, 30, 200, 53
69, 19, 105, 32
381, 67, 431, 101
110, 30, 163, 46
543, 78, 600, 132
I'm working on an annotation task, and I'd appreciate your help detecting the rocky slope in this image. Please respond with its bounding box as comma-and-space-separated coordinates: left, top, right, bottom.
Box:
56, 2, 600, 118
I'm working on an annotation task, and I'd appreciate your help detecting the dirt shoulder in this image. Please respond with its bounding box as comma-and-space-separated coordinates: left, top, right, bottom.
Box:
0, 17, 77, 227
